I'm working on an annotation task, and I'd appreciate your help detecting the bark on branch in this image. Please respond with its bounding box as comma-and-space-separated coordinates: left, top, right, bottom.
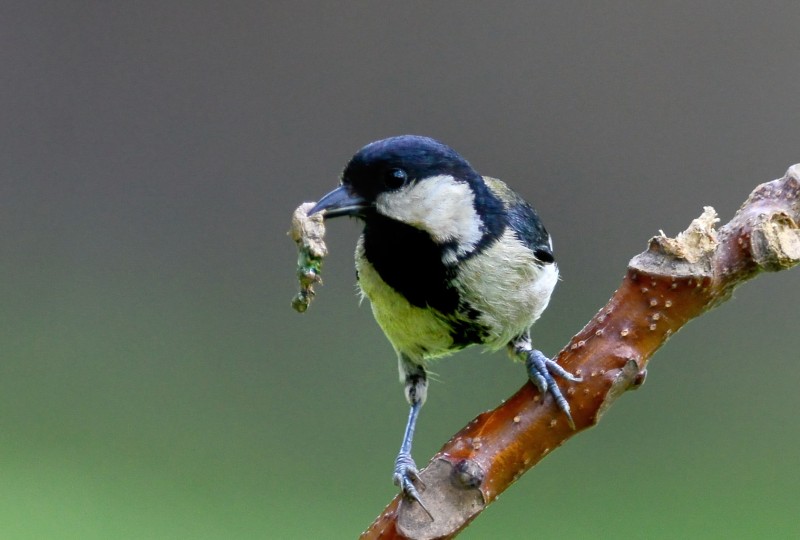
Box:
360, 165, 800, 540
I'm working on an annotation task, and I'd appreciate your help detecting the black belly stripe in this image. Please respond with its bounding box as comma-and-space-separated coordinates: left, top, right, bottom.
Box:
361, 214, 497, 348
447, 304, 490, 347
362, 215, 460, 314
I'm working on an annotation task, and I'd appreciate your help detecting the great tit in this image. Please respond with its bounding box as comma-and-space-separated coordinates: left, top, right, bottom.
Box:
309, 135, 580, 514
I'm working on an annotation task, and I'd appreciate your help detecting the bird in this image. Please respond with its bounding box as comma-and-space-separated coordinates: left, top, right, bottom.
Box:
309, 135, 580, 516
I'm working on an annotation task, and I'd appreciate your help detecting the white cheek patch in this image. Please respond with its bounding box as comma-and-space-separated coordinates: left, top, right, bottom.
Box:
376, 175, 484, 259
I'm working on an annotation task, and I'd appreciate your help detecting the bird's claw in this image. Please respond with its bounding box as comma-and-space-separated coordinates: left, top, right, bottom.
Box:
525, 349, 582, 429
393, 452, 433, 520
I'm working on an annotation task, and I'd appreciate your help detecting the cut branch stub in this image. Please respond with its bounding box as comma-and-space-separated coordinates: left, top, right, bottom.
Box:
361, 165, 800, 540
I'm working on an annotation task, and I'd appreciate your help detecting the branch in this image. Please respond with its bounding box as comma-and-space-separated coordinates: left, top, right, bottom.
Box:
361, 165, 800, 540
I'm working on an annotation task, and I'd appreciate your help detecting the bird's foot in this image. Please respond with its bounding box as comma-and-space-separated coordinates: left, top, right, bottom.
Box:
525, 349, 582, 429
393, 451, 433, 520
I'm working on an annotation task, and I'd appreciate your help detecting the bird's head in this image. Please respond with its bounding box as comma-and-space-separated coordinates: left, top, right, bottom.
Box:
310, 135, 502, 253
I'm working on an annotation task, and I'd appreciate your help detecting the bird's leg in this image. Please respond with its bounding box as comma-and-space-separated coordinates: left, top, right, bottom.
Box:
511, 333, 582, 429
393, 354, 433, 519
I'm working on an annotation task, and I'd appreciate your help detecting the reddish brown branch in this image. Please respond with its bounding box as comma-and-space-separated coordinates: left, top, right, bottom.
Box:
361, 165, 800, 540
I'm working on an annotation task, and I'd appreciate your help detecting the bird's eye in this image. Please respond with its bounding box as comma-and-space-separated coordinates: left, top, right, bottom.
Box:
385, 168, 409, 189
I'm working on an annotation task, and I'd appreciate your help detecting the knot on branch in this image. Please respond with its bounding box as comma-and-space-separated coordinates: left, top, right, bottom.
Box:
656, 206, 720, 264
629, 206, 719, 278
750, 213, 800, 271
396, 459, 484, 540
743, 165, 800, 272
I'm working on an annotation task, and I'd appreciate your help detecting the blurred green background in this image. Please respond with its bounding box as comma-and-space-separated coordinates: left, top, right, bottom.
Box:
2, 2, 799, 538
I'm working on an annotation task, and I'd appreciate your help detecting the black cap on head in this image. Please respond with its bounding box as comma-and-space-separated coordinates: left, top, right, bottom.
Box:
341, 135, 479, 202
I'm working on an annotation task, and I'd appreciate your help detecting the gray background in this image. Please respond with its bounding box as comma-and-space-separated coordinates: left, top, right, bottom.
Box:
2, 2, 799, 538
